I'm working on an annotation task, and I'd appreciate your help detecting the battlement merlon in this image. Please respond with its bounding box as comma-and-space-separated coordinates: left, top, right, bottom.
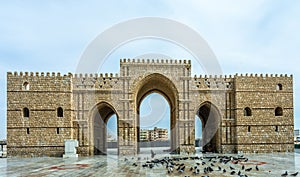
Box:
7, 71, 73, 78
193, 73, 293, 80
73, 73, 119, 79
119, 58, 191, 65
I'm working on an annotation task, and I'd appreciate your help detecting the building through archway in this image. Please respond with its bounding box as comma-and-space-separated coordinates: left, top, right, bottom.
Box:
135, 73, 179, 154
138, 93, 170, 154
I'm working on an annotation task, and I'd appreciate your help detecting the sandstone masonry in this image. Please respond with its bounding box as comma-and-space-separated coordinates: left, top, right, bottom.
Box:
7, 59, 294, 157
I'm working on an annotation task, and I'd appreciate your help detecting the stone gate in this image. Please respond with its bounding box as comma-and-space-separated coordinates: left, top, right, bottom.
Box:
7, 59, 294, 157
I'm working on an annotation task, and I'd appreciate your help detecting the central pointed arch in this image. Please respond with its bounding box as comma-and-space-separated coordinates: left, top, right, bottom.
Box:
135, 73, 179, 154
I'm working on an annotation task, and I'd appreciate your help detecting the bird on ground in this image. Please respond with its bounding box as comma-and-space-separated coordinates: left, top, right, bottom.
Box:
178, 166, 185, 173
150, 149, 156, 158
230, 171, 236, 175
255, 165, 259, 171
223, 169, 226, 173
290, 172, 299, 176
193, 169, 200, 174
281, 171, 288, 177
242, 165, 245, 170
245, 168, 252, 172
230, 166, 235, 170
132, 163, 138, 167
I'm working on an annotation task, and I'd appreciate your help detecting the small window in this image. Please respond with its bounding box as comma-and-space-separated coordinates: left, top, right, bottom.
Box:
275, 126, 278, 132
57, 128, 60, 134
248, 126, 251, 132
57, 107, 63, 117
23, 107, 29, 117
244, 107, 252, 116
276, 84, 283, 91
23, 82, 30, 90
275, 107, 283, 116
27, 128, 30, 134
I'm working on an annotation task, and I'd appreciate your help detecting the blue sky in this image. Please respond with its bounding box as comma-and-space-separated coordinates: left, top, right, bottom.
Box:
1, 1, 300, 140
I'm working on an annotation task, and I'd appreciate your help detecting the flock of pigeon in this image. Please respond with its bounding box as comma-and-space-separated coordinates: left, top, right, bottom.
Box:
124, 151, 298, 176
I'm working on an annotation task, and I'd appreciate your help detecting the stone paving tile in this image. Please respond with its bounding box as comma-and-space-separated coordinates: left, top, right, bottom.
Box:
0, 151, 299, 177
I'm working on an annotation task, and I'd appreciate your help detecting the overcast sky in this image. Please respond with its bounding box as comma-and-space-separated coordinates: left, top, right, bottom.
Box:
0, 1, 300, 140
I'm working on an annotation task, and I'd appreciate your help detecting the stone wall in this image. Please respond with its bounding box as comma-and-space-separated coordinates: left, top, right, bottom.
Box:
6, 60, 294, 157
7, 72, 73, 157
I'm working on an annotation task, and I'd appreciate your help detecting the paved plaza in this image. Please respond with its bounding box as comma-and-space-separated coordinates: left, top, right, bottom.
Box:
0, 148, 299, 176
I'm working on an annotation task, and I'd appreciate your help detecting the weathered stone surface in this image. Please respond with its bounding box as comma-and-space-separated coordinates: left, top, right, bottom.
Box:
6, 59, 294, 157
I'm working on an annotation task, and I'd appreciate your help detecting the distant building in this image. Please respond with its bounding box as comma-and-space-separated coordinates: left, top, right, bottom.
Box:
140, 130, 149, 141
295, 129, 300, 141
107, 133, 117, 142
0, 140, 7, 158
140, 127, 168, 141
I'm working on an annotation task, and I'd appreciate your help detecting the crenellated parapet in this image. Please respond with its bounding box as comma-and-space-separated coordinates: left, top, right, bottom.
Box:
72, 73, 120, 90
193, 75, 234, 90
7, 71, 72, 78
233, 73, 293, 78
192, 73, 293, 90
120, 58, 191, 65
7, 72, 72, 92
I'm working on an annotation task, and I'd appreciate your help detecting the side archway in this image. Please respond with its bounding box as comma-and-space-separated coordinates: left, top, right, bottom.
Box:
89, 102, 119, 155
134, 73, 179, 154
195, 102, 221, 153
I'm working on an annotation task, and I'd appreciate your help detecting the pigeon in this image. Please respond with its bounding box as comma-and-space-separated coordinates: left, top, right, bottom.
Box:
132, 163, 138, 167
150, 150, 156, 158
281, 171, 288, 176
178, 166, 185, 173
223, 169, 226, 173
290, 172, 298, 176
242, 165, 245, 170
231, 171, 236, 175
230, 166, 235, 170
193, 169, 200, 174
245, 168, 252, 172
255, 165, 259, 171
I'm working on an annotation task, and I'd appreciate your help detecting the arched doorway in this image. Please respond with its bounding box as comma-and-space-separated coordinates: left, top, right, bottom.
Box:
91, 102, 119, 155
138, 93, 171, 154
195, 102, 221, 153
135, 73, 179, 154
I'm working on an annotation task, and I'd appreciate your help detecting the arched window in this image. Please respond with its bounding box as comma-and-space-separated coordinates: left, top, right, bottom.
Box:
23, 107, 29, 117
275, 107, 283, 116
276, 84, 282, 91
23, 82, 30, 90
57, 107, 63, 117
244, 107, 252, 116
